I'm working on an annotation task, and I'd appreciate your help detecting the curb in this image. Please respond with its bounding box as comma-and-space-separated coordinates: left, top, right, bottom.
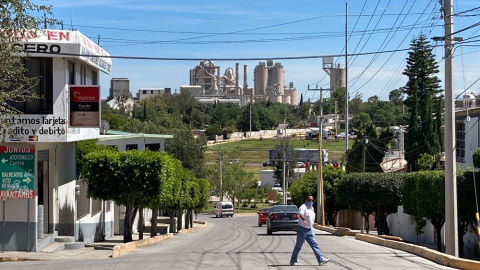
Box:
112, 220, 208, 258
112, 233, 174, 258
314, 225, 480, 270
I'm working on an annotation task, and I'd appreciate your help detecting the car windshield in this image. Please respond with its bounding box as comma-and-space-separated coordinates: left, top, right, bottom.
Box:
222, 204, 232, 209
271, 205, 298, 213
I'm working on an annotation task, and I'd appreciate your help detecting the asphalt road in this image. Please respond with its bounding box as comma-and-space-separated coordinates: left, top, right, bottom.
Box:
1, 213, 458, 270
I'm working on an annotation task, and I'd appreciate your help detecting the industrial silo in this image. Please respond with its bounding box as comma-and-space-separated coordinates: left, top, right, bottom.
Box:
289, 89, 298, 106
254, 62, 267, 95
271, 62, 285, 95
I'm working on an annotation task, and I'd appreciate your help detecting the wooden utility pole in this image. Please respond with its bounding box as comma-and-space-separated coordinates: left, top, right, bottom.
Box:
308, 85, 330, 225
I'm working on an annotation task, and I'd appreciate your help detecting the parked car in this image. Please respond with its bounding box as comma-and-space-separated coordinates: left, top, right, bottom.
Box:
271, 184, 283, 192
266, 204, 299, 235
335, 132, 347, 139
257, 207, 271, 227
214, 201, 234, 218
263, 160, 275, 167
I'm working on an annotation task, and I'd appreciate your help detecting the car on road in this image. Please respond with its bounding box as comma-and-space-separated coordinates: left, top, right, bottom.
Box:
266, 204, 299, 235
335, 132, 347, 139
263, 160, 275, 167
271, 183, 283, 192
214, 201, 234, 218
257, 207, 271, 227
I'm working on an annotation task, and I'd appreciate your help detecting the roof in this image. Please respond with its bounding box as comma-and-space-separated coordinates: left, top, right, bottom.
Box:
97, 130, 173, 142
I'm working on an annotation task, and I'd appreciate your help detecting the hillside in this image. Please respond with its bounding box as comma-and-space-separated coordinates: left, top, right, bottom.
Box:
205, 138, 351, 181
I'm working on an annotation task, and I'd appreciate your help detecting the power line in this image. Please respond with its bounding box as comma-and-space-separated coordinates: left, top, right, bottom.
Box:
43, 47, 415, 61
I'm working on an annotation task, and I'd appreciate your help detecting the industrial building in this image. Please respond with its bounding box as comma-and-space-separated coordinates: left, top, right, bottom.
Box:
183, 59, 299, 107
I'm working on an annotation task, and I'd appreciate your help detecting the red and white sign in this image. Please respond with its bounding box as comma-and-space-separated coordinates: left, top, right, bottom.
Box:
6, 29, 112, 74
69, 86, 101, 127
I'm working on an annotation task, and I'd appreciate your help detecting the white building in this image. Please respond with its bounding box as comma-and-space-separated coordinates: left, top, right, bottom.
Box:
137, 88, 172, 101
0, 29, 112, 251
95, 130, 175, 235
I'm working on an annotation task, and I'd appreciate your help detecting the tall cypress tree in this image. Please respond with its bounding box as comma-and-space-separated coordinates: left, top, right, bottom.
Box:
402, 34, 443, 171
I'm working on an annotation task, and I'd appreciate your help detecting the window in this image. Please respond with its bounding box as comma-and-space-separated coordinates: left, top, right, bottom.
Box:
126, 144, 138, 150
456, 121, 465, 163
8, 58, 53, 114
143, 90, 147, 94
80, 65, 86, 85
91, 71, 98, 85
68, 61, 75, 85
146, 143, 160, 151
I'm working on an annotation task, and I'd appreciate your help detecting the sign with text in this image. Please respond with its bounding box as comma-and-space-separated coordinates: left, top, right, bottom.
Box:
70, 86, 100, 127
0, 145, 35, 199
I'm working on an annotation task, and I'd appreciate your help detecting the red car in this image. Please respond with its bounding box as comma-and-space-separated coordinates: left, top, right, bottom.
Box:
257, 207, 271, 227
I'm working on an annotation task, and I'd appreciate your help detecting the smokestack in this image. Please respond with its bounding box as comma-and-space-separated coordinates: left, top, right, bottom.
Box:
236, 63, 240, 95
244, 65, 248, 97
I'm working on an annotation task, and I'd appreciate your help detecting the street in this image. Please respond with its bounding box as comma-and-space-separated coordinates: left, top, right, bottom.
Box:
1, 214, 458, 270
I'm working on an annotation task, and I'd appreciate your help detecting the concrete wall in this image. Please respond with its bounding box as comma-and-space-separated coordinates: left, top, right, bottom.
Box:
76, 200, 114, 243
0, 200, 37, 251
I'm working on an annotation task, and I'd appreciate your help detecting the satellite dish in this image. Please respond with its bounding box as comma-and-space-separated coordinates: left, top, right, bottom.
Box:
100, 120, 110, 135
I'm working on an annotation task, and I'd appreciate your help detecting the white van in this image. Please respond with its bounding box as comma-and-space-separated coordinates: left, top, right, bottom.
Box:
214, 201, 234, 218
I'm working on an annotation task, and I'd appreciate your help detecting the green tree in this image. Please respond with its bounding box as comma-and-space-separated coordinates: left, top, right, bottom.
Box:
83, 150, 182, 242
473, 148, 480, 168
389, 89, 404, 106
165, 127, 207, 178
76, 140, 116, 178
351, 113, 372, 130
0, 1, 58, 142
456, 170, 480, 258
403, 171, 445, 251
272, 137, 297, 188
289, 166, 345, 226
336, 173, 403, 235
402, 34, 443, 171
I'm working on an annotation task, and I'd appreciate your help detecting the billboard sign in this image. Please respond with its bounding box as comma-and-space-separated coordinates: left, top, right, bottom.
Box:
70, 86, 100, 127
0, 145, 35, 199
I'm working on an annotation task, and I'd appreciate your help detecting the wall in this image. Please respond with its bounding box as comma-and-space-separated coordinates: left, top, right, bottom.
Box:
0, 198, 37, 251
55, 143, 76, 236
260, 170, 276, 188
76, 201, 114, 243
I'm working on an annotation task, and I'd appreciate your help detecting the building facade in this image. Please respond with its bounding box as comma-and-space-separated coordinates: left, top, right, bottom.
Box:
0, 29, 112, 251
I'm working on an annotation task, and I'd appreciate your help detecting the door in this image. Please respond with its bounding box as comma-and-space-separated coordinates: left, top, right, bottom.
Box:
37, 150, 49, 234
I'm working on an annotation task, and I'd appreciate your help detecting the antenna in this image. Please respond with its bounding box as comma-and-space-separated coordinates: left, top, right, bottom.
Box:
100, 120, 110, 135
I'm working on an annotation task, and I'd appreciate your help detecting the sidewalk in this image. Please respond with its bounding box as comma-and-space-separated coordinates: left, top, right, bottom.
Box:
0, 221, 207, 262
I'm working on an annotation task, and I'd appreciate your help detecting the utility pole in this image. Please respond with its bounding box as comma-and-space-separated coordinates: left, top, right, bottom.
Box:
361, 137, 368, 233
282, 104, 288, 204
344, 2, 349, 163
308, 85, 330, 225
443, 0, 458, 256
219, 146, 223, 202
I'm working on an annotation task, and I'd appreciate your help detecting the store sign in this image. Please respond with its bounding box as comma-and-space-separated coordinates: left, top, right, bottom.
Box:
7, 29, 112, 74
69, 86, 100, 127
0, 145, 35, 199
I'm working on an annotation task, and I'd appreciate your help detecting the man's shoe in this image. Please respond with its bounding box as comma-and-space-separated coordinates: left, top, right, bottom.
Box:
290, 262, 299, 266
319, 257, 330, 266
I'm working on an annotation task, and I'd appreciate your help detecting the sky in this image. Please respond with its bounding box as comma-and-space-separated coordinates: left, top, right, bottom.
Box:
44, 0, 480, 102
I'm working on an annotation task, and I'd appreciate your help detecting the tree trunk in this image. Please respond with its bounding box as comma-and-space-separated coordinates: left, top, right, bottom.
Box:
432, 222, 443, 252
189, 209, 193, 228
138, 205, 144, 240
363, 212, 370, 234
377, 213, 391, 236
150, 207, 158, 237
185, 209, 190, 229
177, 210, 183, 232
169, 210, 175, 233
458, 222, 468, 258
123, 199, 134, 243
